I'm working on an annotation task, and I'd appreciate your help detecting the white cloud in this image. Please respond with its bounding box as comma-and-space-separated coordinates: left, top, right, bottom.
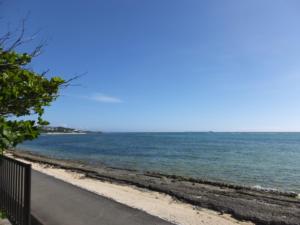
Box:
88, 93, 122, 103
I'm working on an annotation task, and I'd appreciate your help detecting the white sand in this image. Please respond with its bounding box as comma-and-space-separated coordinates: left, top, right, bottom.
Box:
12, 155, 253, 225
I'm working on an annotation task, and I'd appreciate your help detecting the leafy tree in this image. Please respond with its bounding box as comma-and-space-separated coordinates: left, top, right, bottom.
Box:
0, 25, 65, 154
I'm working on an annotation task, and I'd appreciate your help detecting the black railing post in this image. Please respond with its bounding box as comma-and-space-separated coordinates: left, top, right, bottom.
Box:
23, 164, 31, 225
0, 155, 32, 225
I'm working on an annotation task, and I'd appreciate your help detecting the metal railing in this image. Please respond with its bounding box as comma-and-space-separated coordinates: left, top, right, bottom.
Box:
0, 155, 31, 225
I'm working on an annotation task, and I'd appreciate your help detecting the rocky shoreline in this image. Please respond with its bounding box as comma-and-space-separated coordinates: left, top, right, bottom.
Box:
9, 150, 300, 225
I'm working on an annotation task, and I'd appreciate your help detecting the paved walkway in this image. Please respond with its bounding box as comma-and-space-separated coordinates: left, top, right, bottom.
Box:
0, 219, 11, 225
31, 170, 173, 225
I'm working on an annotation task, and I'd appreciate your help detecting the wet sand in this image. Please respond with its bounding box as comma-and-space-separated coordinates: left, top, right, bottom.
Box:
8, 150, 300, 225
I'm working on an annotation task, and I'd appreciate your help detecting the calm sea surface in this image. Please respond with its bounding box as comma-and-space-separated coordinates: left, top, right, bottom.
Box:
19, 132, 300, 193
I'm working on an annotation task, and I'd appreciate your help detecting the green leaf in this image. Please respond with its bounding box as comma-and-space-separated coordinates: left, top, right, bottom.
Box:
0, 46, 65, 151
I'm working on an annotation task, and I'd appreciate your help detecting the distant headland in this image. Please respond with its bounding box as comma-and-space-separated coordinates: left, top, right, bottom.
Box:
40, 126, 99, 134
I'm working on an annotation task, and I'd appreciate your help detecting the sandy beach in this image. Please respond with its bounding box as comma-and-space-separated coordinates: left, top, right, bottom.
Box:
7, 150, 300, 225
7, 152, 252, 225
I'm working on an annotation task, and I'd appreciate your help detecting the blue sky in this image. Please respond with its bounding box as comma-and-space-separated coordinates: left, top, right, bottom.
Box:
2, 0, 300, 131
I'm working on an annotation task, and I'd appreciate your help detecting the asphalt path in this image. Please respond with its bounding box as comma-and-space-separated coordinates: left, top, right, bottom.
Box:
31, 170, 174, 225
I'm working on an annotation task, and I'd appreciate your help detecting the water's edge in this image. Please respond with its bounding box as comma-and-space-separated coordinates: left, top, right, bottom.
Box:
19, 132, 300, 193
13, 148, 299, 197
9, 149, 300, 225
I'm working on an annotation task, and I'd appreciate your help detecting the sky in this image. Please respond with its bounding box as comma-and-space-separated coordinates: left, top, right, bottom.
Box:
2, 0, 300, 132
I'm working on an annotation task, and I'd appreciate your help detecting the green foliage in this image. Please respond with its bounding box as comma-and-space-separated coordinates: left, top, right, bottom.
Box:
0, 210, 7, 219
0, 47, 65, 154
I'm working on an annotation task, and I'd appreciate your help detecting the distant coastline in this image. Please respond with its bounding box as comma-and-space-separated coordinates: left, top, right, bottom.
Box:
40, 126, 98, 135
42, 132, 87, 135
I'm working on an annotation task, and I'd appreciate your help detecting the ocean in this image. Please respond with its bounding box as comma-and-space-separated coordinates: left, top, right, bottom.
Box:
18, 132, 300, 193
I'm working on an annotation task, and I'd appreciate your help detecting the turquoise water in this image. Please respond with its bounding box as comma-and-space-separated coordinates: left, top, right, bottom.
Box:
19, 132, 300, 193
